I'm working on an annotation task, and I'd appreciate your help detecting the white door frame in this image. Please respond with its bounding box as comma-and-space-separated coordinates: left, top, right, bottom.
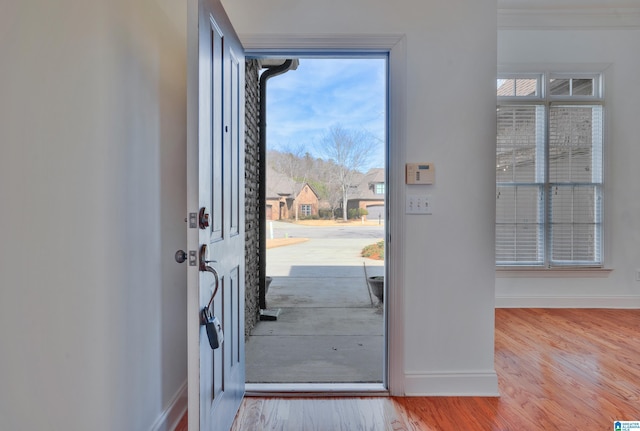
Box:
242, 34, 407, 396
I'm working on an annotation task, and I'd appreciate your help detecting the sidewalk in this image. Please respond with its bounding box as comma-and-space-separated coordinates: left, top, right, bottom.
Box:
245, 238, 384, 383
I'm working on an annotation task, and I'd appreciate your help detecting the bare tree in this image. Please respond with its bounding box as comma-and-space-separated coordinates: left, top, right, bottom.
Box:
321, 125, 376, 221
269, 144, 308, 183
323, 178, 344, 219
312, 160, 343, 219
267, 145, 309, 206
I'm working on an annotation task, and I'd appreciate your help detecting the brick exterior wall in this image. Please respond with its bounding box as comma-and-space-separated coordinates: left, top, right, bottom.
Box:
244, 59, 261, 339
265, 197, 286, 220
293, 184, 319, 218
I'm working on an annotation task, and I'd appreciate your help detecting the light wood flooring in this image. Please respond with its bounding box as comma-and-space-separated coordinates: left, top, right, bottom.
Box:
176, 308, 640, 430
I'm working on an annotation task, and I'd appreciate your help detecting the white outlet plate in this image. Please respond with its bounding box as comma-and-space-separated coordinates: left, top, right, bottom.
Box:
406, 194, 432, 215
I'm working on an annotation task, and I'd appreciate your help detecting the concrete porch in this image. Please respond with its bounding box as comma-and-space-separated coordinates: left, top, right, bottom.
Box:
246, 234, 385, 383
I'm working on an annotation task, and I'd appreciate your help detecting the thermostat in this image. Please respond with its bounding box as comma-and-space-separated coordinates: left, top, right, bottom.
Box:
406, 163, 435, 184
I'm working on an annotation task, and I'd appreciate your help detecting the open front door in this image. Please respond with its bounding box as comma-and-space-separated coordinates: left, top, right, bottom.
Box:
187, 0, 245, 429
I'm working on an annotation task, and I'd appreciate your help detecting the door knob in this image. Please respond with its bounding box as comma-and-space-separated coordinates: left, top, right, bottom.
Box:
175, 250, 187, 263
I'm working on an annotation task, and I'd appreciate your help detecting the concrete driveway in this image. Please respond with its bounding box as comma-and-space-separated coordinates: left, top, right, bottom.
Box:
245, 229, 385, 384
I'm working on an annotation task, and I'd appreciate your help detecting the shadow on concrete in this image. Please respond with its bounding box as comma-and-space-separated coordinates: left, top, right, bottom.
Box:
246, 261, 384, 383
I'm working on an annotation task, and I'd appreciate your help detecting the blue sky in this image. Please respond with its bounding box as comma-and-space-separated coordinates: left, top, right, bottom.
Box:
265, 58, 387, 171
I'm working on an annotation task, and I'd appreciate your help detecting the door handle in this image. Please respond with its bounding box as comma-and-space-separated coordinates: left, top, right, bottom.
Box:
201, 263, 220, 287
199, 244, 219, 292
199, 244, 222, 350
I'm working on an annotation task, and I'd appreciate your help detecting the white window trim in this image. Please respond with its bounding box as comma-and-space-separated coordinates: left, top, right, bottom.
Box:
496, 68, 609, 270
496, 267, 612, 278
244, 33, 407, 397
548, 72, 603, 101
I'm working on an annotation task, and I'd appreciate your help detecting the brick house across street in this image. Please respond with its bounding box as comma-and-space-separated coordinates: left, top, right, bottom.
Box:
266, 165, 385, 221
347, 168, 386, 221
265, 166, 320, 220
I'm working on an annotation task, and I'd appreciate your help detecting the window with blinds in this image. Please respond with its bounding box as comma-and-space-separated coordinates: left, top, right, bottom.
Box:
496, 74, 603, 267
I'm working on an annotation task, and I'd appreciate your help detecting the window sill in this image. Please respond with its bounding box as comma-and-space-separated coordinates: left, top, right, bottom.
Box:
496, 267, 613, 278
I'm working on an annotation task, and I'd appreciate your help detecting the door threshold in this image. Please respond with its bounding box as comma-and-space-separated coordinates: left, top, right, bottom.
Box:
245, 383, 388, 397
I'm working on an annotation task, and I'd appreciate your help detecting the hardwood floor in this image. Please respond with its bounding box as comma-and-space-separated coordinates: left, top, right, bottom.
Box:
178, 309, 640, 430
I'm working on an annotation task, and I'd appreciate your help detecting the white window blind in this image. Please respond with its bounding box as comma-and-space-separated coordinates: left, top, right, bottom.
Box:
496, 74, 603, 267
496, 105, 545, 264
548, 105, 603, 265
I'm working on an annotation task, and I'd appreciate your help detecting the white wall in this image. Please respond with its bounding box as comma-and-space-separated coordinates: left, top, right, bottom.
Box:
0, 0, 188, 429
0, 3, 500, 427
223, 0, 499, 395
497, 10, 640, 307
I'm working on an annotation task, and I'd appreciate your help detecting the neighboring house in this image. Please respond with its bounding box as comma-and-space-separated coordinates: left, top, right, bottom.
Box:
294, 183, 320, 218
347, 168, 386, 221
265, 166, 320, 220
267, 166, 384, 221
265, 167, 294, 220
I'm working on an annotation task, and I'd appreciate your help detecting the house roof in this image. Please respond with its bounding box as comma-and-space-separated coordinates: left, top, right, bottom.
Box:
267, 165, 383, 201
349, 168, 385, 200
265, 165, 320, 199
265, 165, 298, 199
497, 79, 537, 97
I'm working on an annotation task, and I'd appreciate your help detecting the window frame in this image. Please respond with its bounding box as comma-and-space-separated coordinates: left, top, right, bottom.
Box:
300, 204, 312, 217
496, 71, 605, 269
548, 72, 602, 100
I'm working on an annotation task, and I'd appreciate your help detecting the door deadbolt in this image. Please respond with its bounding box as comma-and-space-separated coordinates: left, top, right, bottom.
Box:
199, 207, 210, 229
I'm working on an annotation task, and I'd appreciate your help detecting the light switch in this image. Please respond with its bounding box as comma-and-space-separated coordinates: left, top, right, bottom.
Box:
406, 195, 432, 215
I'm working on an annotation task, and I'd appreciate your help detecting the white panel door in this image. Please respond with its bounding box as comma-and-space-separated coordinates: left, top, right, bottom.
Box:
187, 0, 245, 429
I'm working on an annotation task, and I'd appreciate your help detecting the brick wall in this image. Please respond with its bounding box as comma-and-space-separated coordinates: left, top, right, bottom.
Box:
244, 59, 261, 338
293, 184, 320, 217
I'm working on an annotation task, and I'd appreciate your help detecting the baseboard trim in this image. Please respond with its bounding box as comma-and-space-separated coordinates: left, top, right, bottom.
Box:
496, 296, 640, 308
149, 380, 188, 431
404, 371, 499, 397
